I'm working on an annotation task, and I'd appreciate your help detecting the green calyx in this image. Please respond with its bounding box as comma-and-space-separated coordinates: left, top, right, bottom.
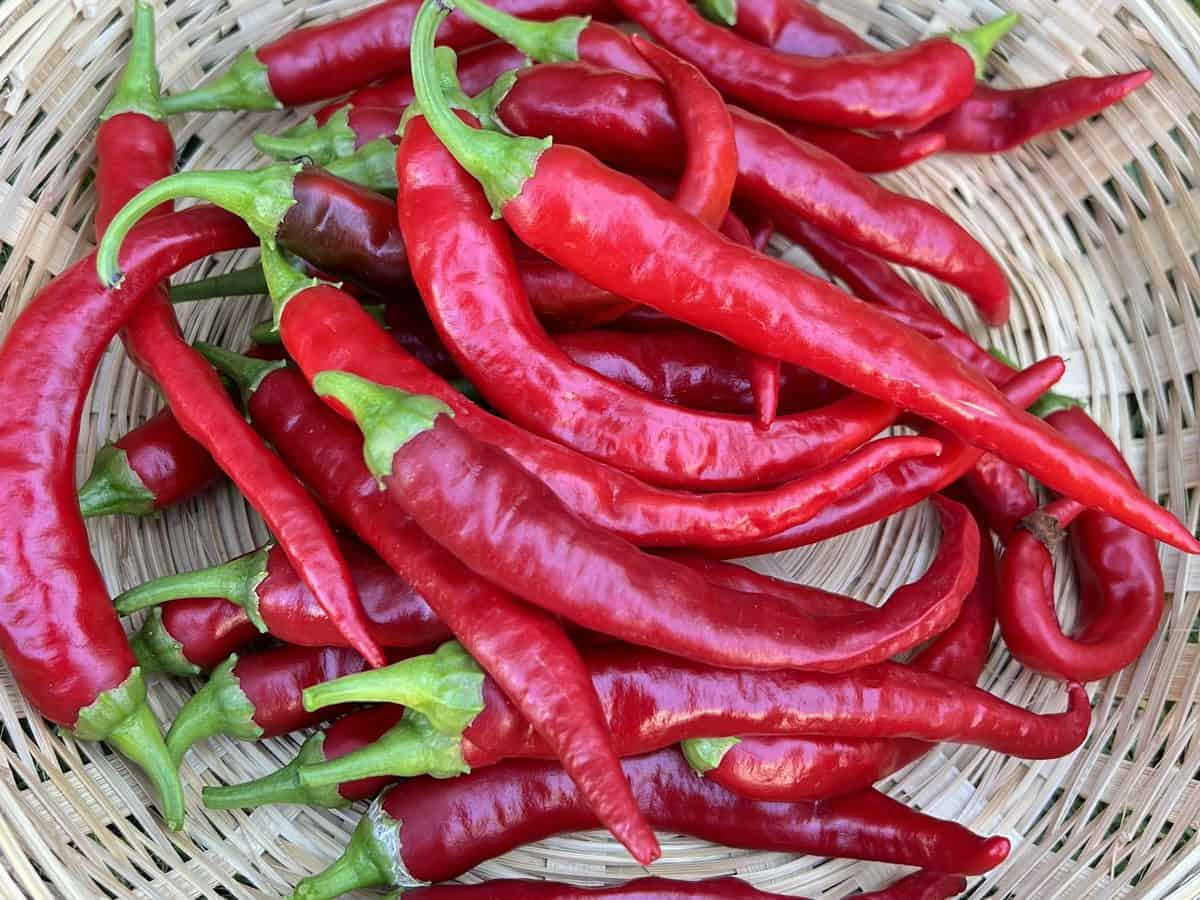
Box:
410, 0, 551, 216
260, 239, 323, 325
297, 708, 469, 789
115, 546, 271, 633
312, 371, 452, 486
456, 0, 589, 63
696, 0, 737, 27
292, 796, 426, 899
325, 137, 401, 192
170, 263, 269, 303
101, 2, 163, 121
77, 443, 156, 518
680, 736, 740, 775
949, 12, 1019, 78
130, 609, 203, 677
71, 669, 185, 830
196, 343, 286, 406
250, 318, 283, 345
161, 48, 281, 115
302, 641, 483, 736
165, 654, 264, 767
255, 108, 359, 167
96, 164, 300, 289
202, 731, 349, 810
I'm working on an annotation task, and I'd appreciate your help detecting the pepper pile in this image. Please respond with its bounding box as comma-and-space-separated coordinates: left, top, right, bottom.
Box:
0, 0, 1176, 896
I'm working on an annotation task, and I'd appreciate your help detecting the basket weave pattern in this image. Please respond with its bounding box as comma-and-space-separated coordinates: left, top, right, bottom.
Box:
2, 0, 1200, 897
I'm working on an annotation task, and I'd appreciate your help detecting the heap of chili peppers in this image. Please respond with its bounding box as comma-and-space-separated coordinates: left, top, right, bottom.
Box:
0, 0, 1179, 895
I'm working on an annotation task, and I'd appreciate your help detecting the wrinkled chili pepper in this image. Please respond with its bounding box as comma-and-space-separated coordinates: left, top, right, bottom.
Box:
397, 13, 1196, 552
783, 122, 946, 173
158, 0, 617, 113
316, 371, 976, 671
291, 749, 1009, 898
997, 406, 1166, 682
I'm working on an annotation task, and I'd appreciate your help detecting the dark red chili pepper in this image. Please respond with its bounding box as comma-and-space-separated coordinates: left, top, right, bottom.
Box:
663, 552, 869, 616
158, 0, 617, 113
403, 18, 1194, 552
116, 535, 450, 660
730, 0, 867, 56
493, 63, 1012, 325
315, 370, 976, 670
784, 122, 946, 173
996, 407, 1165, 682
291, 749, 1009, 897
129, 603, 260, 677
77, 407, 221, 517
961, 451, 1037, 540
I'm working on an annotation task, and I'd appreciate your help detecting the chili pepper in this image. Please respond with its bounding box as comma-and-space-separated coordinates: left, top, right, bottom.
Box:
996, 406, 1165, 682
401, 14, 1196, 552
663, 552, 869, 616
730, 0, 866, 56
77, 407, 221, 517
784, 122, 946, 173
129, 604, 261, 677
400, 109, 900, 488
292, 749, 1009, 897
961, 451, 1037, 540
315, 370, 975, 670
116, 534, 450, 654
400, 872, 969, 899
493, 64, 1012, 324
201, 355, 657, 864
158, 0, 616, 113
611, 0, 1014, 131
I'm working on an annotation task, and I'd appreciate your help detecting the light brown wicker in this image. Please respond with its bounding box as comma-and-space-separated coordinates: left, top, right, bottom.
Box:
1, 0, 1198, 897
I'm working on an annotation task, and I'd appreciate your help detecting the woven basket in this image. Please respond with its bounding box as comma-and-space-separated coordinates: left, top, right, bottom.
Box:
1, 0, 1199, 897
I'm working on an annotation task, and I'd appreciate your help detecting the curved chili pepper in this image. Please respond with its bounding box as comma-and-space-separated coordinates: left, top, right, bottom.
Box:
77, 407, 221, 517
961, 451, 1037, 540
400, 112, 900, 488
997, 406, 1165, 682
116, 536, 450, 660
730, 0, 866, 56
292, 749, 1010, 897
784, 122, 946, 173
158, 0, 616, 113
399, 15, 1195, 552
130, 603, 261, 677
315, 371, 976, 671
493, 63, 1012, 325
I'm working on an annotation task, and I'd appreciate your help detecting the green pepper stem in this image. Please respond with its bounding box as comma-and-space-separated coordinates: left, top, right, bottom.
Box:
680, 736, 740, 775
101, 2, 163, 121
160, 48, 281, 115
77, 444, 156, 518
291, 807, 402, 899
311, 371, 453, 485
950, 13, 1020, 78
202, 732, 350, 810
105, 700, 187, 830
250, 318, 283, 345
454, 0, 589, 63
259, 239, 322, 323
324, 138, 401, 192
129, 609, 203, 677
96, 164, 301, 289
170, 263, 269, 303
196, 343, 286, 398
696, 0, 737, 27
409, 0, 550, 216
255, 108, 358, 166
165, 655, 264, 767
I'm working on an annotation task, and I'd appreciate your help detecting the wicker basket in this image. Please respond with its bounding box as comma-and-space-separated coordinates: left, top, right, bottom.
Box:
1, 0, 1199, 897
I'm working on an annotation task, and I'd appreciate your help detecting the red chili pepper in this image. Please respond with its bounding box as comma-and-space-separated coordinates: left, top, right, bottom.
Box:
402, 871, 969, 899
401, 13, 1194, 552
730, 0, 867, 56
784, 122, 946, 173
961, 451, 1037, 540
996, 407, 1165, 682
493, 63, 1012, 325
158, 0, 617, 113
291, 749, 1009, 897
116, 536, 451, 668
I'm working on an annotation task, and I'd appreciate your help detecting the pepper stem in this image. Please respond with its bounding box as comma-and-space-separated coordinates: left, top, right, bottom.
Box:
170, 263, 268, 303
409, 0, 550, 216
291, 802, 408, 899
129, 609, 203, 677
301, 641, 483, 736
260, 240, 323, 325
311, 371, 453, 485
453, 0, 589, 62
202, 731, 350, 810
297, 709, 469, 788
950, 13, 1020, 78
96, 165, 300, 288
77, 444, 156, 518
196, 343, 286, 399
160, 48, 281, 115
254, 108, 359, 166
165, 655, 264, 766
324, 138, 401, 192
114, 547, 270, 633
250, 318, 283, 345
681, 736, 740, 775
101, 2, 163, 121
696, 0, 737, 27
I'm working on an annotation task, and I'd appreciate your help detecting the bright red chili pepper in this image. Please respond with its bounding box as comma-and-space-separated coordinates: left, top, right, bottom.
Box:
400, 11, 1194, 552
291, 749, 1009, 898
783, 122, 946, 173
996, 407, 1166, 682
158, 0, 617, 113
730, 0, 866, 56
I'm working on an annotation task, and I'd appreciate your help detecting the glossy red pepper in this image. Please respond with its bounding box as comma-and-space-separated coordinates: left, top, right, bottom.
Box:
996, 407, 1166, 682
158, 0, 617, 112
291, 749, 1009, 897
730, 0, 870, 57
962, 450, 1037, 540
784, 122, 946, 173
403, 17, 1194, 552
316, 371, 977, 671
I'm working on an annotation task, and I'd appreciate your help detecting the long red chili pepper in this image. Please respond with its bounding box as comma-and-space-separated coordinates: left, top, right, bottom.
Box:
398, 10, 1195, 553
116, 535, 450, 661
292, 749, 1010, 898
315, 370, 976, 671
996, 407, 1165, 682
158, 0, 616, 113
783, 122, 946, 173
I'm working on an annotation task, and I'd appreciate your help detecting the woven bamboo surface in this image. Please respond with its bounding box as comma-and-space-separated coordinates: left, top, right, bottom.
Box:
1, 0, 1199, 897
